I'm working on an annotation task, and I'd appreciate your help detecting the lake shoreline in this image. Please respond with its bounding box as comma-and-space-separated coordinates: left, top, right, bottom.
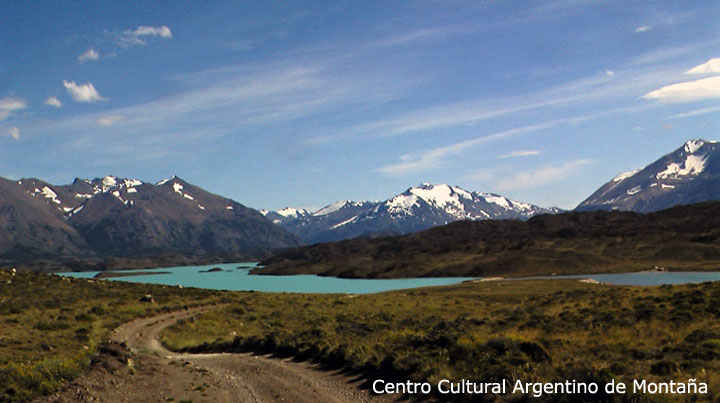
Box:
58, 262, 720, 293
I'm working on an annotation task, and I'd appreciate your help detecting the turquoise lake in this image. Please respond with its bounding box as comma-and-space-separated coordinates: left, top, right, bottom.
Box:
59, 263, 475, 294
59, 263, 720, 294
512, 271, 720, 286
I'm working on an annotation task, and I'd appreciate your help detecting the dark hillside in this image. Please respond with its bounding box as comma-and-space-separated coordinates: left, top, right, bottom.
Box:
258, 201, 720, 278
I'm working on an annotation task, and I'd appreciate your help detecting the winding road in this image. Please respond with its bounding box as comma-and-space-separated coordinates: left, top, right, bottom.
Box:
42, 305, 395, 403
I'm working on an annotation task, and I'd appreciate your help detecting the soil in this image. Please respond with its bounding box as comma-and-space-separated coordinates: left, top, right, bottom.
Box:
38, 306, 397, 402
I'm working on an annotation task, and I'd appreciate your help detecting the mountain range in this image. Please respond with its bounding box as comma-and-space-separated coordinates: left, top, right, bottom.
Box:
258, 200, 720, 278
577, 139, 720, 212
4, 138, 720, 271
262, 183, 562, 244
0, 175, 299, 270
265, 139, 720, 244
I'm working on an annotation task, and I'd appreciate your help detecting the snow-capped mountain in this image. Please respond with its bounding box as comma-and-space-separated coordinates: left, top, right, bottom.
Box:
577, 139, 720, 212
268, 183, 562, 244
261, 207, 312, 224
2, 175, 299, 265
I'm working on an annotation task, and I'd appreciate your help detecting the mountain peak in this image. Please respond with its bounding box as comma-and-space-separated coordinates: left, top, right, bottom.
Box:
684, 139, 707, 154
578, 138, 720, 212
271, 184, 561, 244
682, 139, 718, 154
72, 177, 91, 185
155, 175, 193, 186
275, 207, 310, 218
313, 200, 354, 216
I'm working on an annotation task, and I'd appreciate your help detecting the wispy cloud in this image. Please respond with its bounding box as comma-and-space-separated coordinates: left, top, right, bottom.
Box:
686, 58, 720, 74
63, 80, 106, 103
375, 103, 648, 177
529, 0, 601, 18
495, 159, 592, 191
376, 121, 560, 176
498, 150, 541, 159
117, 25, 172, 47
369, 27, 466, 48
643, 76, 720, 103
8, 126, 20, 140
96, 115, 124, 126
44, 96, 62, 107
667, 105, 720, 119
78, 48, 99, 63
309, 62, 669, 146
0, 97, 26, 121
635, 25, 651, 33
34, 58, 412, 164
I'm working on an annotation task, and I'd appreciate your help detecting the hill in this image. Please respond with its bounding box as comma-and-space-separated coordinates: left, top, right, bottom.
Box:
257, 201, 720, 278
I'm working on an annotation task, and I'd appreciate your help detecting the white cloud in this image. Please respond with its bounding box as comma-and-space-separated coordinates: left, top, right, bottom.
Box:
635, 25, 651, 33
495, 159, 592, 191
96, 115, 124, 126
498, 150, 541, 159
8, 126, 20, 140
63, 80, 106, 103
643, 76, 720, 103
376, 121, 559, 176
686, 58, 720, 74
44, 96, 62, 107
0, 97, 26, 121
78, 48, 99, 62
369, 27, 467, 48
668, 105, 720, 119
374, 104, 644, 177
118, 25, 172, 47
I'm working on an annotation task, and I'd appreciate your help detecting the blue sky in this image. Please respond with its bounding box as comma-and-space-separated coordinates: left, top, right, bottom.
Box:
2, 1, 720, 210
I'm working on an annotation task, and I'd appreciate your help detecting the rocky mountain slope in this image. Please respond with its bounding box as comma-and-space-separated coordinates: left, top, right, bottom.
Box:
1, 175, 300, 269
577, 139, 720, 212
264, 183, 561, 244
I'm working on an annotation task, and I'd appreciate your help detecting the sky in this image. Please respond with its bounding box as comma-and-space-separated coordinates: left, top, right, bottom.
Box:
2, 1, 720, 211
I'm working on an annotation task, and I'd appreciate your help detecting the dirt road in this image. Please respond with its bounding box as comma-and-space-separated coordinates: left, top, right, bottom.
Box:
41, 305, 396, 402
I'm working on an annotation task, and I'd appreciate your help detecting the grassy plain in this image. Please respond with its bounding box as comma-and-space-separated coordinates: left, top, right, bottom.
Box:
2, 269, 720, 401
0, 270, 227, 401
162, 279, 720, 401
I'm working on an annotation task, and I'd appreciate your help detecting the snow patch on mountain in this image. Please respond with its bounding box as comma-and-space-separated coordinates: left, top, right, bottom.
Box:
627, 186, 641, 195
386, 194, 420, 215
612, 169, 640, 183
313, 201, 356, 216
683, 139, 716, 154
155, 176, 176, 186
277, 207, 310, 218
656, 154, 707, 179
36, 186, 61, 205
102, 176, 117, 187
482, 194, 510, 209
577, 138, 720, 213
330, 215, 358, 229
408, 184, 467, 215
